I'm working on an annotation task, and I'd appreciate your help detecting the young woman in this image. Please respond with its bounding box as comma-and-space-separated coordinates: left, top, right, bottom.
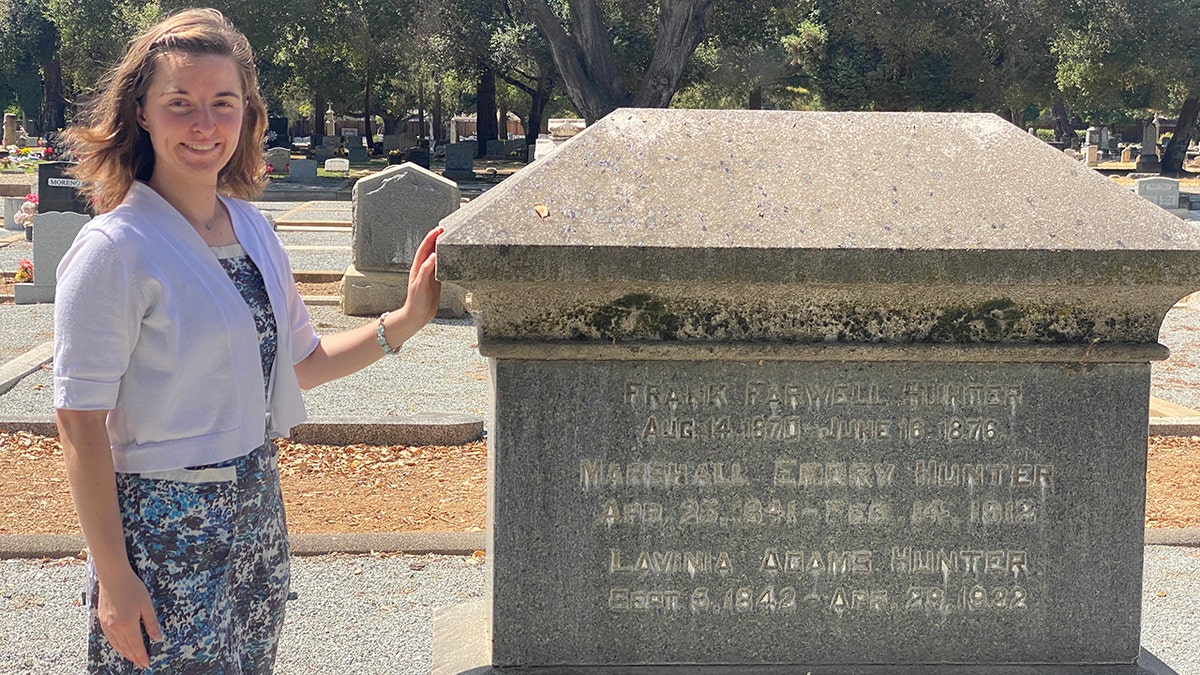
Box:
55, 9, 441, 672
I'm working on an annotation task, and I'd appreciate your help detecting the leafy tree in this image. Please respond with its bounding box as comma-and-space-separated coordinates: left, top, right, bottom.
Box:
806, 0, 1061, 122
1, 0, 65, 134
1053, 0, 1200, 174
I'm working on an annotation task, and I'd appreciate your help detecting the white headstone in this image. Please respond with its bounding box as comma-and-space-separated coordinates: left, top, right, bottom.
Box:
3, 197, 24, 231
1135, 176, 1181, 209
265, 147, 291, 173
289, 158, 317, 179
15, 211, 92, 304
324, 157, 350, 173
352, 162, 460, 272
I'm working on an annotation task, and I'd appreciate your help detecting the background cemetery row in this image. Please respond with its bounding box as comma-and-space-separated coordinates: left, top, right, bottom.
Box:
5, 0, 1200, 174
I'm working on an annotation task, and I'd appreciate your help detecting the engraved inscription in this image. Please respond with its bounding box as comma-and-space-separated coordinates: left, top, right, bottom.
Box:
596, 372, 1049, 621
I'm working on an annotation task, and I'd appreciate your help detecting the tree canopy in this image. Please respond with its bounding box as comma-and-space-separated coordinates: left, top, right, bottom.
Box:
3, 0, 1200, 174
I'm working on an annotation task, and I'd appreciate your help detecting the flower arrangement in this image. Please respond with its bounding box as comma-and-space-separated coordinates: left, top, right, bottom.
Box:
13, 193, 37, 228
14, 258, 32, 283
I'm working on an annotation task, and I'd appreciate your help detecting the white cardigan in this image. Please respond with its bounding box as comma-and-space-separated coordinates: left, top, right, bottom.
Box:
53, 181, 320, 473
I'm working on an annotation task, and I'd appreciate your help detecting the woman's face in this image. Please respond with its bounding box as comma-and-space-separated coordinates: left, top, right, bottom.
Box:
137, 52, 244, 191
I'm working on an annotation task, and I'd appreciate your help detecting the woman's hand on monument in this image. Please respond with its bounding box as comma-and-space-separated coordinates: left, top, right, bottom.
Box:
399, 226, 442, 327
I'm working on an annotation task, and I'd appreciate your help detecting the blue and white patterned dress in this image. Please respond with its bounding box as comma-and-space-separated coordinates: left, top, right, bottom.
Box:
87, 244, 291, 674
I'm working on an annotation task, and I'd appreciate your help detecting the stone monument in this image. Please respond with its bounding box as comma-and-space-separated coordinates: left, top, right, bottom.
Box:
265, 147, 291, 174
2, 113, 17, 147
1135, 176, 1185, 216
1136, 123, 1161, 173
342, 162, 466, 316
15, 211, 91, 304
434, 109, 1198, 674
443, 142, 475, 181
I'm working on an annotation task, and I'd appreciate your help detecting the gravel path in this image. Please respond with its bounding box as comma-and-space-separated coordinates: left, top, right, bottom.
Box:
0, 553, 487, 675
2, 547, 1196, 674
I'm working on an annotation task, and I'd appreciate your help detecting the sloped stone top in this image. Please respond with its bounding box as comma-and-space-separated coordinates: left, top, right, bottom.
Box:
442, 110, 1197, 250
437, 109, 1200, 346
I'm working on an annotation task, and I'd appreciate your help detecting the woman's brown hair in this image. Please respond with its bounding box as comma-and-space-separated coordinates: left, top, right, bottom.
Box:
65, 8, 267, 213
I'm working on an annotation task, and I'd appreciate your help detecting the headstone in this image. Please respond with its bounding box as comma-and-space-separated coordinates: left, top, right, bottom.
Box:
289, 158, 317, 179
14, 211, 91, 304
1084, 125, 1099, 147
1136, 123, 1161, 172
1121, 146, 1134, 163
265, 147, 291, 174
347, 145, 368, 163
1135, 176, 1182, 211
534, 134, 563, 160
324, 157, 350, 173
486, 139, 507, 158
352, 162, 458, 272
37, 162, 88, 214
2, 113, 16, 147
434, 109, 1199, 674
3, 197, 24, 231
343, 162, 466, 316
443, 143, 475, 180
266, 117, 288, 148
404, 146, 431, 170
505, 139, 526, 157
1085, 144, 1099, 167
383, 134, 403, 151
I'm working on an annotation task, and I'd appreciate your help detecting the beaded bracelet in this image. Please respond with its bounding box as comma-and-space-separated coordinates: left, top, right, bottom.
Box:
377, 311, 401, 354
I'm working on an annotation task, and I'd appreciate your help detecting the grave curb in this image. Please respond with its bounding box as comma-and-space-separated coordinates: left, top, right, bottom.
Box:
0, 413, 484, 446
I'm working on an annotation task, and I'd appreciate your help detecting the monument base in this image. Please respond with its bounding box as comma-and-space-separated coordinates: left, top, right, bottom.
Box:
14, 282, 52, 304
432, 601, 1178, 675
340, 264, 467, 317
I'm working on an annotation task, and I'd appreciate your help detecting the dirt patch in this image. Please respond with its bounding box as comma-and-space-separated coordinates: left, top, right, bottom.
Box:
1, 431, 1198, 535
0, 432, 485, 536
295, 280, 341, 296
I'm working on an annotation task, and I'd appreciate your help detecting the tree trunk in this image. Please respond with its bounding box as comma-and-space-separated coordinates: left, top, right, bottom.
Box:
1161, 95, 1199, 176
39, 58, 65, 133
748, 87, 762, 110
498, 105, 508, 140
521, 0, 624, 123
363, 62, 373, 142
476, 61, 499, 158
433, 80, 443, 143
314, 95, 325, 138
525, 65, 555, 150
633, 0, 715, 108
1051, 100, 1073, 145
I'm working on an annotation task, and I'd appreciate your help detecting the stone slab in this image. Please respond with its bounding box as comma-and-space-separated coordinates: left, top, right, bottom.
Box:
290, 158, 318, 179
13, 282, 52, 304
0, 340, 53, 395
488, 357, 1151, 668
439, 111, 1200, 346
340, 264, 468, 318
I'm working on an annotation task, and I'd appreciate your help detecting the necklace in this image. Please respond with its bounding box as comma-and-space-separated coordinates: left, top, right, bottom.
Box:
201, 206, 220, 231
